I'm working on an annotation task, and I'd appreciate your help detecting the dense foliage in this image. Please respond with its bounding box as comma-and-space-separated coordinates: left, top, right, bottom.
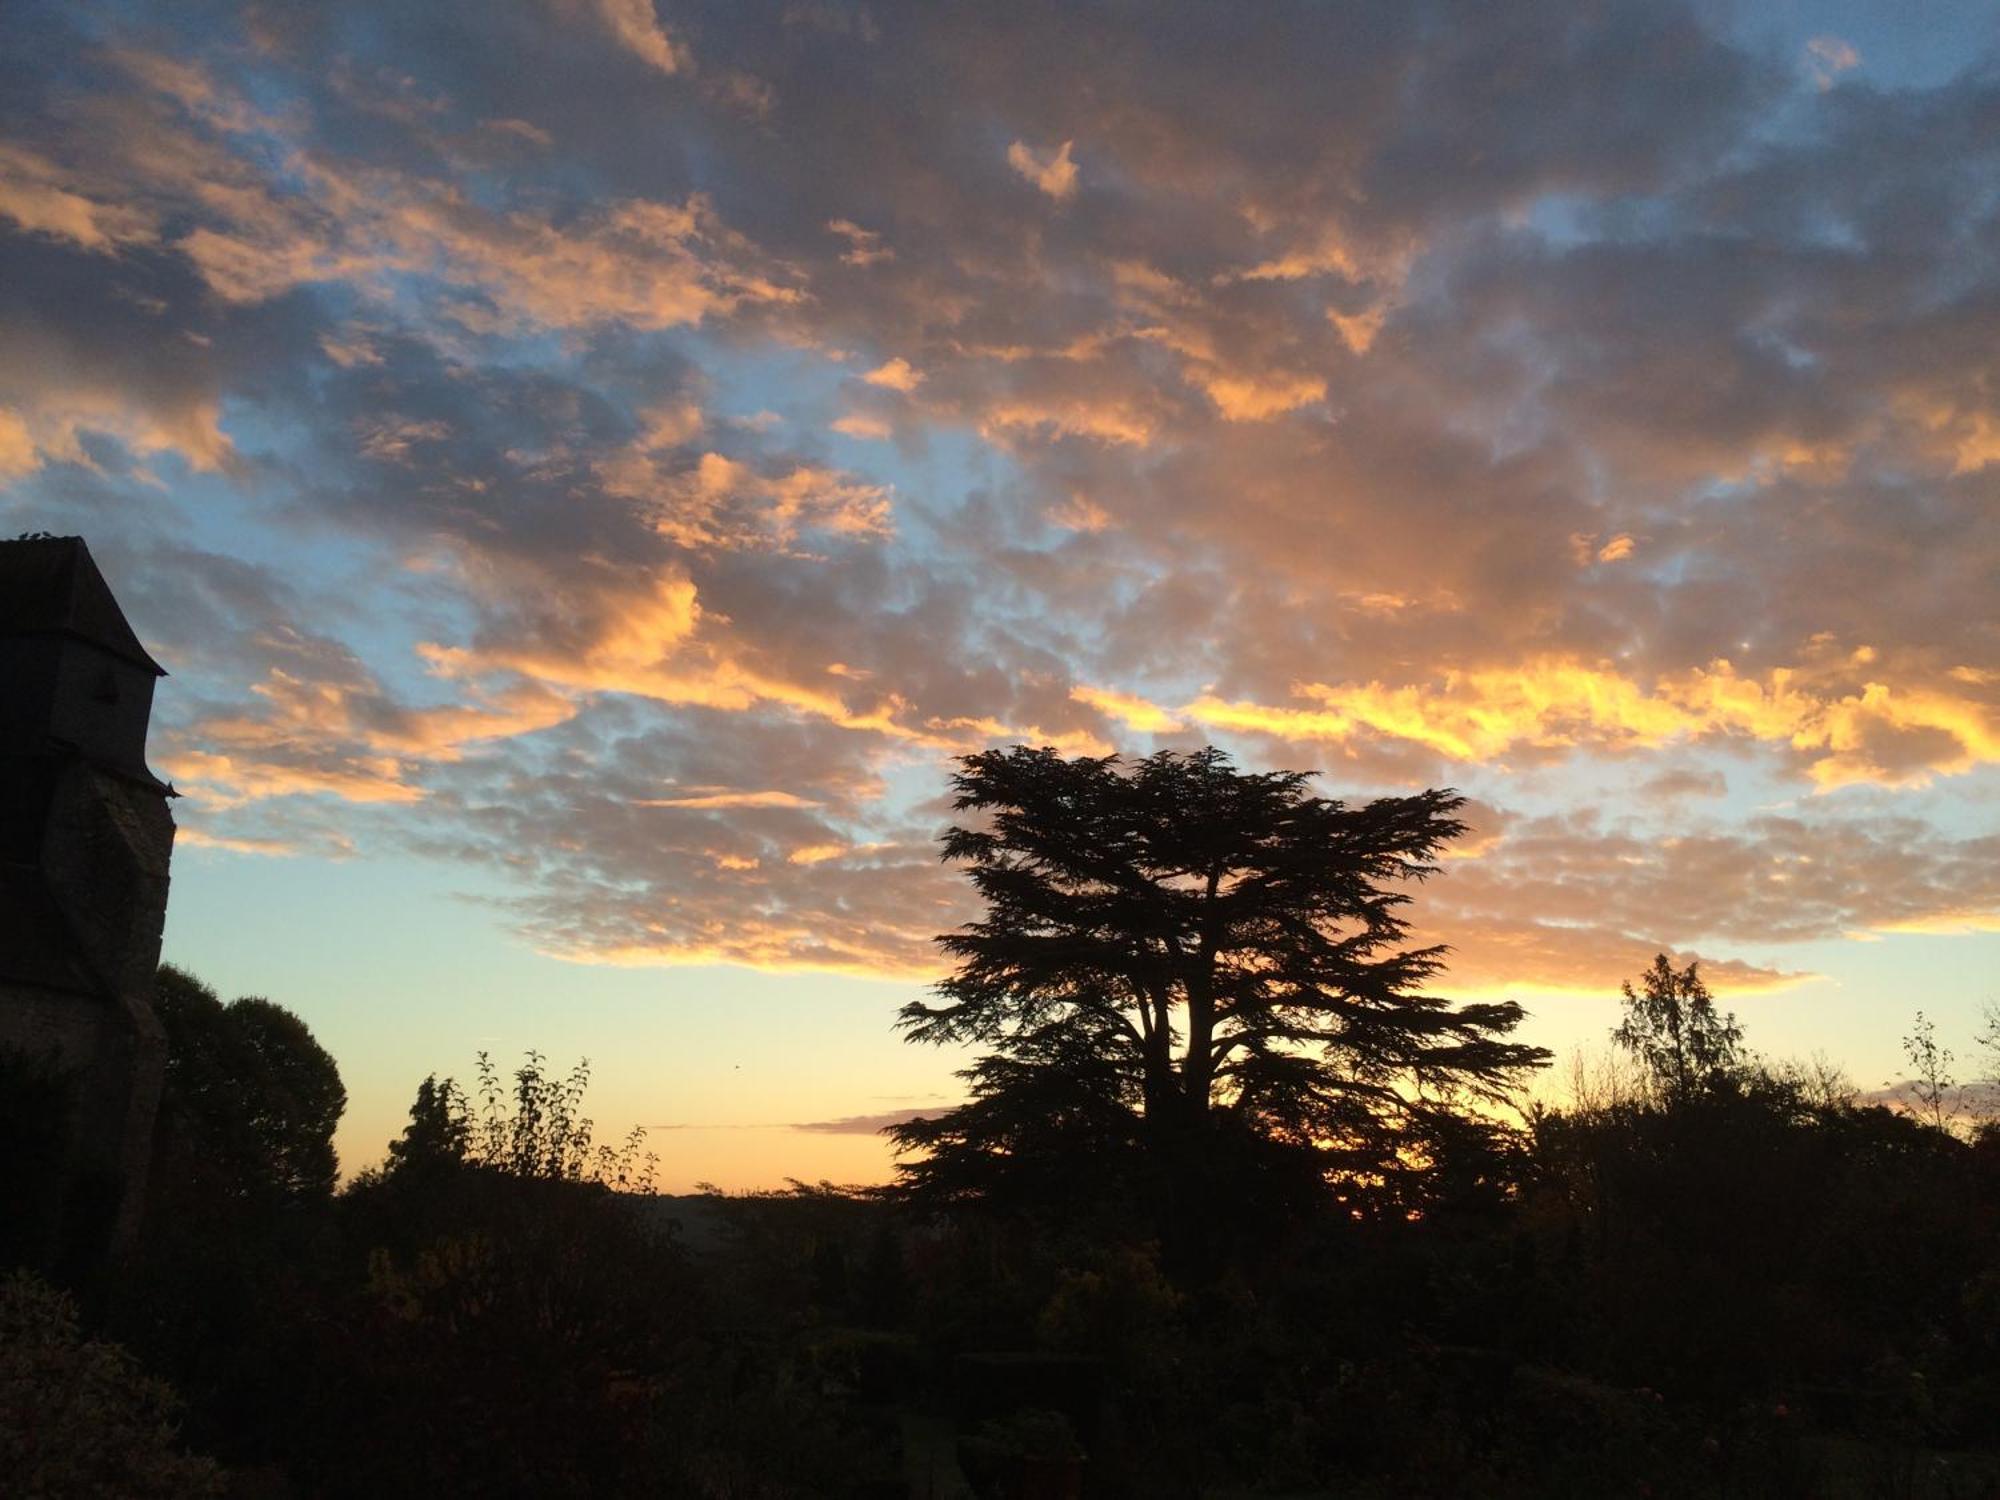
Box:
0, 1271, 220, 1498
152, 965, 346, 1205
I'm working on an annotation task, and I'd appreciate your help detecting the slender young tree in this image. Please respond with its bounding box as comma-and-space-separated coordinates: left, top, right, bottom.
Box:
1610, 953, 1744, 1105
1898, 1010, 1959, 1137
379, 1052, 658, 1192
891, 747, 1548, 1224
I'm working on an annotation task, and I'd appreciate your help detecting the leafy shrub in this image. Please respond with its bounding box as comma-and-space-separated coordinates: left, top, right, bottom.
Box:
0, 1270, 221, 1498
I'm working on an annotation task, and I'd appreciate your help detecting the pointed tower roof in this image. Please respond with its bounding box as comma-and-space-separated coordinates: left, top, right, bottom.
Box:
0, 535, 166, 676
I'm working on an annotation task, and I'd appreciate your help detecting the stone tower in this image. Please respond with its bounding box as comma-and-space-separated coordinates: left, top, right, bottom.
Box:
0, 535, 175, 1267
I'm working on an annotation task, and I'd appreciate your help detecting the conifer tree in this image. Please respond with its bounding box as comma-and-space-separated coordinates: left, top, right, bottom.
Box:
891, 747, 1548, 1227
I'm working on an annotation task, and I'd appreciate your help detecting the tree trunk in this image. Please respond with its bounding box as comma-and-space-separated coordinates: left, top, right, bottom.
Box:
1180, 866, 1224, 1115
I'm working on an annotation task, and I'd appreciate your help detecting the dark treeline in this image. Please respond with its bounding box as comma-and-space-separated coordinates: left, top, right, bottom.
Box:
5, 748, 2000, 1498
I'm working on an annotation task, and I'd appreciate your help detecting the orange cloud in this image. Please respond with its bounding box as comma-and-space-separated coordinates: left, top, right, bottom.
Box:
599, 449, 894, 548
163, 749, 424, 808
638, 790, 820, 809
178, 661, 578, 809
417, 572, 954, 748
863, 357, 923, 391
1217, 214, 1410, 287
82, 51, 795, 331
1946, 411, 2000, 475
1070, 683, 1185, 734
0, 143, 156, 252
1047, 494, 1113, 531
980, 396, 1153, 447
0, 390, 233, 475
1328, 304, 1388, 355
1197, 369, 1327, 422
570, 0, 686, 76
1007, 139, 1078, 200
0, 408, 38, 482
174, 827, 307, 857
831, 413, 892, 440
827, 218, 892, 266
634, 401, 704, 446
418, 571, 701, 692
371, 689, 579, 758
1175, 655, 2000, 788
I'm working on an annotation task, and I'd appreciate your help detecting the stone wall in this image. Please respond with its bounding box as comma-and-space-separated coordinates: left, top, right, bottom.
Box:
0, 757, 173, 1264
0, 981, 162, 1267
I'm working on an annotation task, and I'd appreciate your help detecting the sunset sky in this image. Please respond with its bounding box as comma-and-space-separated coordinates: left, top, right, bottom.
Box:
4, 0, 1998, 1188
